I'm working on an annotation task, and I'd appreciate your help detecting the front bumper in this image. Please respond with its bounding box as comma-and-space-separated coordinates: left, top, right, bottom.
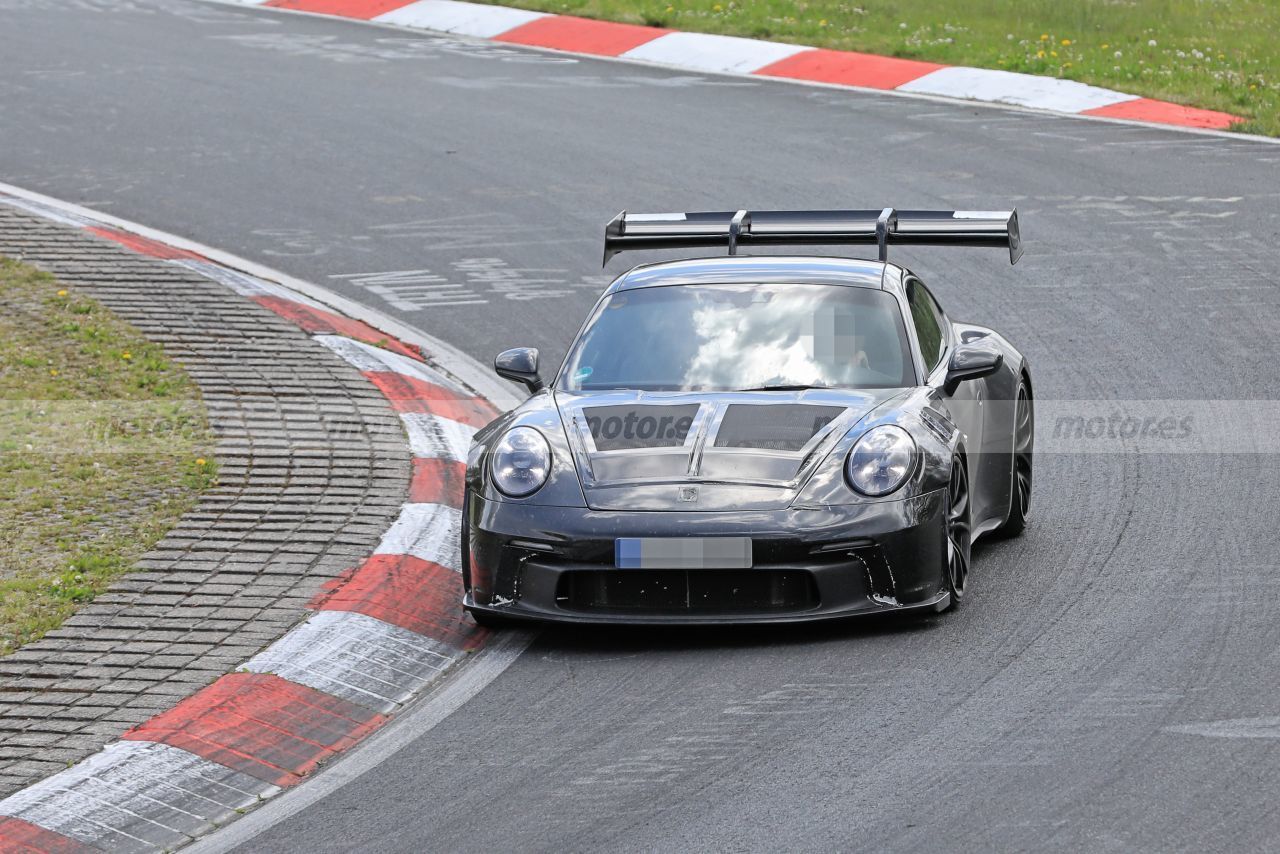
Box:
464, 489, 949, 626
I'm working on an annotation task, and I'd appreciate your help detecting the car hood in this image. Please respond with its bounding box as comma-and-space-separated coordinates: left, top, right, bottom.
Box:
553, 387, 905, 511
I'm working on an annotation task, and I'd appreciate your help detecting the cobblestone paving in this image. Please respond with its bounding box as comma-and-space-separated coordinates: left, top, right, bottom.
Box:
0, 208, 410, 798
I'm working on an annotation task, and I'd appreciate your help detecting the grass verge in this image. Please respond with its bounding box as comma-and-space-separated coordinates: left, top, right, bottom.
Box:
486, 0, 1278, 136
0, 257, 214, 656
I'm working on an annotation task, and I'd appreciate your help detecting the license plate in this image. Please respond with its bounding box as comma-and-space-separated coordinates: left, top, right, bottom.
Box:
614, 537, 752, 569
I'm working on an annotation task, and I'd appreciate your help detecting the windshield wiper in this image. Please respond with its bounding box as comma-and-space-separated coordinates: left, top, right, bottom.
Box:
736, 383, 831, 392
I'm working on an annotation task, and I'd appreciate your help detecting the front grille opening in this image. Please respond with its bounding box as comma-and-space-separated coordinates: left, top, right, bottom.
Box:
560, 570, 818, 613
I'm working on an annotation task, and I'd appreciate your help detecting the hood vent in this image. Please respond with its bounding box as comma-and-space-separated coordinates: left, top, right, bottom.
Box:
557, 388, 903, 511
713, 404, 846, 452
582, 404, 700, 452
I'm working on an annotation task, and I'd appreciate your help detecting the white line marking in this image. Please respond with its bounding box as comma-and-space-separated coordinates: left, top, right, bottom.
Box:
184, 629, 537, 854
331, 267, 489, 308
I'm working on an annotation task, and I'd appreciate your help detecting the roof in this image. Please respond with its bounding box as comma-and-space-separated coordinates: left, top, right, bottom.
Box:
611, 255, 890, 293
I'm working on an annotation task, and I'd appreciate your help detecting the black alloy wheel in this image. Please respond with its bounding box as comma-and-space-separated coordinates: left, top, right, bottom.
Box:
1001, 382, 1034, 536
944, 455, 972, 608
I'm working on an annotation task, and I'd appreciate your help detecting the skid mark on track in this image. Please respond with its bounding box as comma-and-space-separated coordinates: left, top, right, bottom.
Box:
538, 677, 893, 823
723, 679, 887, 716
569, 731, 740, 790
1164, 717, 1280, 739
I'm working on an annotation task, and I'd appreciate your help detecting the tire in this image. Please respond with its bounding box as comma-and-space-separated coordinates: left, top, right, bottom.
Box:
943, 454, 972, 610
998, 380, 1034, 537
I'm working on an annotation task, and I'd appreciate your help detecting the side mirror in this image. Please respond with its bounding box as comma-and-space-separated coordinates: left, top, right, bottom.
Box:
495, 347, 544, 393
944, 343, 1003, 395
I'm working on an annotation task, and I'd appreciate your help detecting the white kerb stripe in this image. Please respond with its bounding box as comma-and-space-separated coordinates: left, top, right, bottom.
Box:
375, 0, 548, 38
0, 194, 92, 227
0, 740, 275, 853
622, 32, 811, 74
174, 259, 331, 310
243, 611, 462, 714
374, 502, 462, 570
401, 412, 475, 462
899, 66, 1138, 113
314, 334, 468, 393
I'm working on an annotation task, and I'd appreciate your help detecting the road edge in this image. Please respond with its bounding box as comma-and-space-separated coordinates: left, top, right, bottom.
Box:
0, 185, 528, 854
208, 0, 1277, 140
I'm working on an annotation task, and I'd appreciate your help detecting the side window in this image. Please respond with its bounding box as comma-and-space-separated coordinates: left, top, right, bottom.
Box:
906, 278, 947, 375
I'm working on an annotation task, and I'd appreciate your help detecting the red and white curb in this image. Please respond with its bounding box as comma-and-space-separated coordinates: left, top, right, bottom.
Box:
0, 188, 504, 854
231, 0, 1242, 131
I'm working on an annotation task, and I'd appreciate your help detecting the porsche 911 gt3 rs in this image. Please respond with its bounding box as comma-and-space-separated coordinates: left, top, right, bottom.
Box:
462, 208, 1033, 625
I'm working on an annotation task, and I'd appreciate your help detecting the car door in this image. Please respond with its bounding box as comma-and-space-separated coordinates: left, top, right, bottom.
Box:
906, 275, 1012, 530
905, 275, 985, 474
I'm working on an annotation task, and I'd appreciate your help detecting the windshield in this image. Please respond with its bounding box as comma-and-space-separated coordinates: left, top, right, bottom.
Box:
558, 283, 915, 392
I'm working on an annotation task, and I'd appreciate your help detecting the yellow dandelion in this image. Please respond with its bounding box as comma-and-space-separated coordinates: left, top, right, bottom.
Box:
1039, 33, 1049, 41
1061, 39, 1071, 46
56, 289, 68, 297
819, 18, 828, 26
1036, 49, 1045, 58
122, 351, 132, 360
196, 458, 207, 466
50, 369, 59, 377
1050, 50, 1058, 57
712, 3, 721, 10
1101, 43, 1109, 50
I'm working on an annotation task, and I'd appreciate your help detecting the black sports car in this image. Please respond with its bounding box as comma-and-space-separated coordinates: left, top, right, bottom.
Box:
463, 208, 1032, 625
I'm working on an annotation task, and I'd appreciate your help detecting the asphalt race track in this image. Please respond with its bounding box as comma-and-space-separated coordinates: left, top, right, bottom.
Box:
4, 1, 1280, 851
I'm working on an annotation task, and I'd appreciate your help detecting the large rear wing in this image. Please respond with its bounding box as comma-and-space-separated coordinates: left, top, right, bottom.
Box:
603, 208, 1022, 266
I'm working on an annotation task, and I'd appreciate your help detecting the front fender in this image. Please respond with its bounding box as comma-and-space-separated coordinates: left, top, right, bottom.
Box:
466, 390, 588, 508
792, 388, 960, 508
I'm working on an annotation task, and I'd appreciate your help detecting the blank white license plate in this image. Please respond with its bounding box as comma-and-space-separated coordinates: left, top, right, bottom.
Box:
614, 537, 752, 569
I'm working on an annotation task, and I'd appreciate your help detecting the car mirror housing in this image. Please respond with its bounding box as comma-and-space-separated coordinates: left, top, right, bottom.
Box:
944, 343, 1003, 394
495, 347, 544, 393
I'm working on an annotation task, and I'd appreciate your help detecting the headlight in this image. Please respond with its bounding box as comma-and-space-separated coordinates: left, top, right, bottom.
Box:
491, 427, 551, 497
846, 425, 916, 497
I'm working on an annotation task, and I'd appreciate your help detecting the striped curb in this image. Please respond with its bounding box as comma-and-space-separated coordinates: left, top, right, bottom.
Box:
0, 191, 499, 853
236, 0, 1242, 131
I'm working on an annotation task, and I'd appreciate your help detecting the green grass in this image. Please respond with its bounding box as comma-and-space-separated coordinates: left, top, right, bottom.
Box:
0, 257, 214, 656
486, 0, 1278, 135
